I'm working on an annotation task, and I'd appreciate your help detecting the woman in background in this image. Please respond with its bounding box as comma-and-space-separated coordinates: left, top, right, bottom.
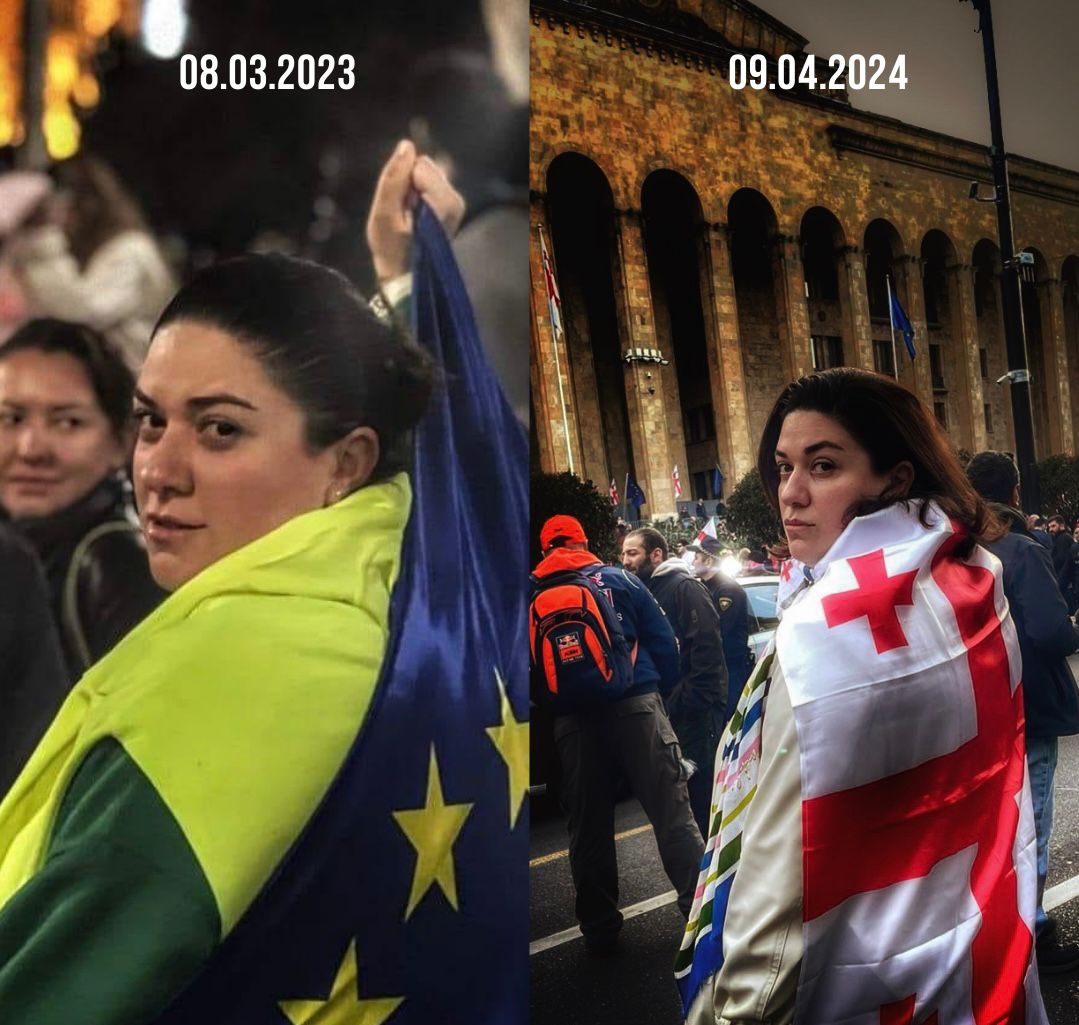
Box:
0, 318, 165, 681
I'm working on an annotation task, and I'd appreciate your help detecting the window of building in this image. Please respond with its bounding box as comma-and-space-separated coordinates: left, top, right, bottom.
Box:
682, 404, 716, 445
929, 344, 945, 391
873, 339, 896, 378
934, 401, 947, 428
979, 348, 988, 379
984, 403, 993, 434
693, 471, 708, 500
811, 335, 844, 370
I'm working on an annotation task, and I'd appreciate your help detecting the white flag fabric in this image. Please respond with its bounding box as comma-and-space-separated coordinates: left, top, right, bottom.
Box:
677, 501, 1046, 1025
696, 517, 718, 543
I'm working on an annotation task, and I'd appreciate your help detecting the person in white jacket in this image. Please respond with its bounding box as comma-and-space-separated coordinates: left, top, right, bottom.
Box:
9, 156, 175, 371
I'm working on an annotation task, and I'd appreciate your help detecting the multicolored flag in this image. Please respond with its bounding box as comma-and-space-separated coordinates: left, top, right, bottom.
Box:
155, 204, 529, 1023
608, 479, 619, 506
538, 227, 563, 342
677, 503, 1044, 1025
672, 465, 683, 499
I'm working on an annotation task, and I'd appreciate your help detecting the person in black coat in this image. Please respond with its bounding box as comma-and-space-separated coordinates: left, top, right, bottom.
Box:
686, 536, 752, 724
621, 526, 727, 838
0, 319, 165, 681
968, 451, 1079, 974
0, 524, 67, 796
1047, 515, 1079, 614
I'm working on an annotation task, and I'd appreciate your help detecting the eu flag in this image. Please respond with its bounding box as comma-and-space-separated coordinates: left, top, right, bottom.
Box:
627, 475, 647, 510
711, 464, 724, 500
890, 291, 917, 360
153, 204, 528, 1023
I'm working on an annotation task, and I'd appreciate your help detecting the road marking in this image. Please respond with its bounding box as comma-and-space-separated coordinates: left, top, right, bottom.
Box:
530, 871, 1079, 957
1045, 873, 1079, 911
529, 823, 654, 867
530, 890, 678, 956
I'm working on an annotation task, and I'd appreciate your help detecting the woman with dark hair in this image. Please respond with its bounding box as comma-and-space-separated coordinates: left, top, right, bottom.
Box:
677, 368, 1046, 1025
0, 318, 165, 680
8, 155, 175, 369
0, 143, 466, 1022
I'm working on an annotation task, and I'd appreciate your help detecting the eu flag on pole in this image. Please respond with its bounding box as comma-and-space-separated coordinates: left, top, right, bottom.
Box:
890, 291, 917, 360
712, 464, 724, 499
154, 204, 528, 1024
627, 475, 647, 510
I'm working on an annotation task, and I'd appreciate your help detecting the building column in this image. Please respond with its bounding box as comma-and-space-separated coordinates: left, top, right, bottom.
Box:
612, 207, 676, 518
529, 194, 583, 474
1040, 277, 1074, 456
772, 233, 812, 381
893, 255, 933, 405
946, 262, 985, 452
699, 222, 754, 484
837, 244, 874, 371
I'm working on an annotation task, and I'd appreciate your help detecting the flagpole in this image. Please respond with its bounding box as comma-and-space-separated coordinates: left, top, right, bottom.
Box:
886, 274, 898, 379
624, 472, 630, 524
537, 225, 574, 474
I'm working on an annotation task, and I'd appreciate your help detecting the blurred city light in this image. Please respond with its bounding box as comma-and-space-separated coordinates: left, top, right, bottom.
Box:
140, 0, 186, 60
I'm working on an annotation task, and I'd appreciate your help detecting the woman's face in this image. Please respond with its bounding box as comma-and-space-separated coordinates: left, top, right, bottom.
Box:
133, 320, 345, 591
0, 350, 125, 519
774, 410, 906, 567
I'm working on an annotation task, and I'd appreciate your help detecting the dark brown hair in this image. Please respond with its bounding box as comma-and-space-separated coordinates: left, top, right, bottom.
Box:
625, 526, 668, 560
757, 368, 1003, 554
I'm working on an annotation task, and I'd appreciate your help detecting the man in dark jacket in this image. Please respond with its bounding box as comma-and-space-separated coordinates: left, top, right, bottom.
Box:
968, 451, 1079, 973
685, 536, 752, 724
0, 525, 67, 797
1047, 515, 1079, 614
532, 515, 703, 955
621, 526, 727, 838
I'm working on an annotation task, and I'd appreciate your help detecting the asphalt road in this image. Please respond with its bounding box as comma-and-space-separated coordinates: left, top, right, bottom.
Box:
530, 654, 1079, 1025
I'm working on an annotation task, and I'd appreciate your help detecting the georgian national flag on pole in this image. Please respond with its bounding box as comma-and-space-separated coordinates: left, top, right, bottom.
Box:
672, 465, 683, 499
538, 228, 563, 342
609, 479, 619, 506
678, 502, 1046, 1025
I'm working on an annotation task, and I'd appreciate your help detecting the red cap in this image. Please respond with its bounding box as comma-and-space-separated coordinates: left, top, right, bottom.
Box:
540, 515, 588, 550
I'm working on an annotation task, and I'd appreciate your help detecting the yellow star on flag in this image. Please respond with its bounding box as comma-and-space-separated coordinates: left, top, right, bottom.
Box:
485, 668, 529, 829
279, 940, 403, 1025
392, 744, 473, 919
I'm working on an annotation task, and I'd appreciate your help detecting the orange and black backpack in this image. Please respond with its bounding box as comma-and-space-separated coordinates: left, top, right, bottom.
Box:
529, 568, 636, 710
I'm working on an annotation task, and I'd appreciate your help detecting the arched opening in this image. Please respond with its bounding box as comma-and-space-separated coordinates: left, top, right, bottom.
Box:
1020, 247, 1053, 457
921, 229, 963, 440
1063, 255, 1079, 452
800, 207, 850, 375
973, 239, 1013, 452
545, 153, 633, 489
729, 188, 784, 451
863, 219, 908, 386
642, 170, 720, 505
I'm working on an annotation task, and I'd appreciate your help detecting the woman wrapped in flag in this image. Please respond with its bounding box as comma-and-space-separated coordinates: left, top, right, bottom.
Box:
676, 367, 1047, 1025
0, 143, 468, 1020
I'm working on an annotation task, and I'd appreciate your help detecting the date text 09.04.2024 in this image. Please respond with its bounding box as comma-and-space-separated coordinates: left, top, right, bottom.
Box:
729, 53, 907, 92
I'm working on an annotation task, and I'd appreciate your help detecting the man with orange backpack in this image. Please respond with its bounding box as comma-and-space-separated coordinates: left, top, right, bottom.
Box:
531, 515, 704, 956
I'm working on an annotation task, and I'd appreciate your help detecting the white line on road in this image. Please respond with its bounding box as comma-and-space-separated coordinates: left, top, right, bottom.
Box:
530, 890, 677, 956
530, 870, 1079, 957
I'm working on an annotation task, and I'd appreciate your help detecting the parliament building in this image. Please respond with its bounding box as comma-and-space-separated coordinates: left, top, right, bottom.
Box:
529, 0, 1079, 517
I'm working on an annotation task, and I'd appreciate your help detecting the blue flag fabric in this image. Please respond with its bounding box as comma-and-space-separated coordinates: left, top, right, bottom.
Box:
890, 292, 917, 360
627, 475, 647, 510
712, 465, 724, 499
154, 204, 528, 1023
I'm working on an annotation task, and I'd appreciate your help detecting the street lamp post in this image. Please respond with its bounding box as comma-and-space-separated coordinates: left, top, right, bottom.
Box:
16, 0, 49, 170
963, 0, 1040, 514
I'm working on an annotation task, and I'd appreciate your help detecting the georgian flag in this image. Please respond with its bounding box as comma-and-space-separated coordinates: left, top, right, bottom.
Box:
696, 517, 717, 543
672, 465, 683, 499
778, 503, 1044, 1025
609, 479, 619, 506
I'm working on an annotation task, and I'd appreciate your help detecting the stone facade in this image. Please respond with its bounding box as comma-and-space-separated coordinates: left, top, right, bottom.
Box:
530, 0, 1079, 517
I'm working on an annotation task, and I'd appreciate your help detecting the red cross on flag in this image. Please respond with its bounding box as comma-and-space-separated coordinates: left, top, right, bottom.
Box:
775, 503, 1044, 1025
672, 464, 682, 499
608, 478, 619, 506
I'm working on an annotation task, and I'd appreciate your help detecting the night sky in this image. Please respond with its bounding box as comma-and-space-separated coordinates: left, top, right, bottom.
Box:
760, 0, 1079, 173
80, 0, 492, 282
